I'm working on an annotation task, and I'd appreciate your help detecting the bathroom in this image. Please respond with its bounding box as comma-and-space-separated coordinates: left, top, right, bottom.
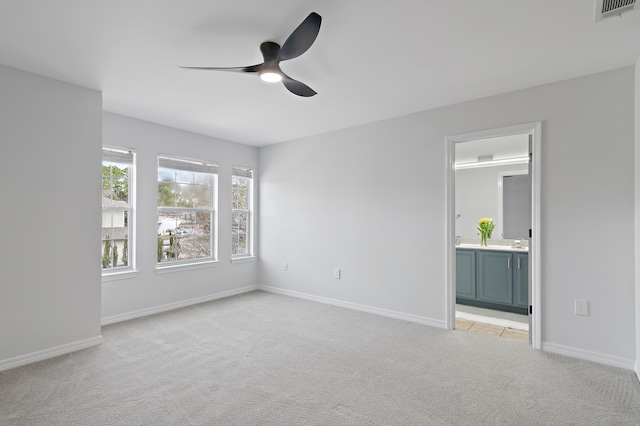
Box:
454, 133, 531, 339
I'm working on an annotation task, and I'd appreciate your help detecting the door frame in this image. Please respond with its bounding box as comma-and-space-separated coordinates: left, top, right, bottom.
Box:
445, 122, 542, 349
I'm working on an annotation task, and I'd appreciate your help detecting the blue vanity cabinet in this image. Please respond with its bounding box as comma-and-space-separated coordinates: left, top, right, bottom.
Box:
477, 251, 513, 305
513, 253, 529, 308
455, 249, 476, 299
456, 248, 528, 314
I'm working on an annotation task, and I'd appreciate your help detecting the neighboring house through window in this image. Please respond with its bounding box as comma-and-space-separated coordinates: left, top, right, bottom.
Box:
232, 166, 253, 258
157, 155, 217, 265
102, 146, 135, 272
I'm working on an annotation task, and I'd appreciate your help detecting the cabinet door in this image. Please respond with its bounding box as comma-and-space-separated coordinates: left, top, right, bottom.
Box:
514, 253, 529, 307
456, 250, 476, 299
477, 251, 512, 305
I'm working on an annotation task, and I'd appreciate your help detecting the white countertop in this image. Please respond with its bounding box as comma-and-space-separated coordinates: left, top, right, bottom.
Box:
456, 243, 529, 253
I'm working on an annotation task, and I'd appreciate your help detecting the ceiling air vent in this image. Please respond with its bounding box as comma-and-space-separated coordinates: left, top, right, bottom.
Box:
595, 0, 639, 21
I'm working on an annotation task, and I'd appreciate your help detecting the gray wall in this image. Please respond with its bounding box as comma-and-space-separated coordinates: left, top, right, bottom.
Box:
101, 113, 259, 322
0, 65, 102, 367
259, 67, 636, 367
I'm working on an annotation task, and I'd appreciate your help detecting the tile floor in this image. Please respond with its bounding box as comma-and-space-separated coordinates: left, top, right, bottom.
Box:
455, 317, 529, 342
456, 304, 529, 331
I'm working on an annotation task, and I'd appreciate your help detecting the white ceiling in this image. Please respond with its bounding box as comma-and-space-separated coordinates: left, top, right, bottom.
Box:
1, 1, 640, 147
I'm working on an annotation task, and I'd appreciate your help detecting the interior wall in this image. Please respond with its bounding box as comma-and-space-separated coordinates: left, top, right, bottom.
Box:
259, 66, 636, 366
101, 113, 259, 322
455, 163, 528, 239
0, 65, 102, 367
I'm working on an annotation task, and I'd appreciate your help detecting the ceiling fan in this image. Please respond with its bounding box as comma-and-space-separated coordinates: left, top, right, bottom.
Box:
180, 12, 322, 97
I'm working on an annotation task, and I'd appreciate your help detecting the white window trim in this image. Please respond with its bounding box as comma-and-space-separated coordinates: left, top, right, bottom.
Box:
231, 165, 254, 259
102, 146, 135, 276
230, 256, 256, 264
157, 154, 218, 267
156, 259, 220, 274
102, 270, 139, 282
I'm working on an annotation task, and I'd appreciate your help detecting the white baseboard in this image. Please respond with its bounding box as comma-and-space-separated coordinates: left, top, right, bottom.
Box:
259, 285, 447, 329
0, 336, 103, 372
101, 285, 259, 326
635, 362, 640, 382
542, 341, 635, 371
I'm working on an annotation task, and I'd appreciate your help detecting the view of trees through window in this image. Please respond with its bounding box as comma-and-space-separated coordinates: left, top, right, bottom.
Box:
157, 160, 215, 263
102, 152, 132, 270
232, 169, 252, 257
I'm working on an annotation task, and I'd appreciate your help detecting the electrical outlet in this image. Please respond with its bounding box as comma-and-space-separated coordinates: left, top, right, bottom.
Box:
575, 299, 589, 316
283, 262, 288, 271
333, 268, 341, 279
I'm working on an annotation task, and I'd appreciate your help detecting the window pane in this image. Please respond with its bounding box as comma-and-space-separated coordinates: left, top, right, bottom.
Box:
102, 163, 130, 205
104, 164, 129, 201
102, 176, 111, 202
102, 148, 134, 272
194, 234, 211, 259
233, 176, 249, 187
101, 238, 113, 268
158, 210, 212, 262
233, 233, 247, 255
231, 172, 251, 257
111, 239, 125, 267
158, 168, 175, 182
232, 186, 247, 209
232, 210, 248, 233
121, 238, 130, 267
193, 184, 211, 208
195, 211, 212, 238
194, 172, 210, 186
158, 182, 175, 207
175, 170, 193, 184
232, 234, 239, 255
112, 174, 129, 203
175, 183, 194, 207
102, 211, 114, 238
158, 210, 181, 235
232, 176, 249, 209
102, 209, 130, 269
157, 156, 215, 265
157, 212, 180, 263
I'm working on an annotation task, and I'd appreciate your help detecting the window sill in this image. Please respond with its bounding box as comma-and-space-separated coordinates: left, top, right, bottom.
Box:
230, 256, 256, 264
156, 260, 220, 274
102, 270, 138, 282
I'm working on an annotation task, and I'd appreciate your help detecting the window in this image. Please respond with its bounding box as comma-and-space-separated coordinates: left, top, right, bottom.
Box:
102, 147, 135, 272
232, 166, 253, 257
157, 155, 217, 265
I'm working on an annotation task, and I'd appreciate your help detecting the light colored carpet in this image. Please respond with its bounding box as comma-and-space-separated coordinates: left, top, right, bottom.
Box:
1, 290, 639, 425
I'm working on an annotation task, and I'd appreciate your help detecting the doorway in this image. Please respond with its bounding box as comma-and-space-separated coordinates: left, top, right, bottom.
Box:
445, 122, 541, 349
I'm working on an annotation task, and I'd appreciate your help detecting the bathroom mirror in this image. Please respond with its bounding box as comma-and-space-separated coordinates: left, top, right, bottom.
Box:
454, 135, 530, 240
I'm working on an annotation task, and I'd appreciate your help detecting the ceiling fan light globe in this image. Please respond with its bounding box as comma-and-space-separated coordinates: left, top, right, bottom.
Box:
260, 71, 283, 83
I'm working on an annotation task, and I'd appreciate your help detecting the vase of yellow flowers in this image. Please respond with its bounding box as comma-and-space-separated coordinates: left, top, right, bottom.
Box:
478, 217, 495, 246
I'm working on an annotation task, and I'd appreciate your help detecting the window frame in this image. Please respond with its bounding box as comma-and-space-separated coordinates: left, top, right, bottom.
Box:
231, 165, 254, 260
101, 146, 136, 277
156, 154, 218, 269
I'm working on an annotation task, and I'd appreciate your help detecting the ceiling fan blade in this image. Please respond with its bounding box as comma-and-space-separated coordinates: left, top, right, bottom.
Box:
278, 12, 322, 61
282, 74, 317, 97
260, 42, 281, 62
179, 64, 262, 74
